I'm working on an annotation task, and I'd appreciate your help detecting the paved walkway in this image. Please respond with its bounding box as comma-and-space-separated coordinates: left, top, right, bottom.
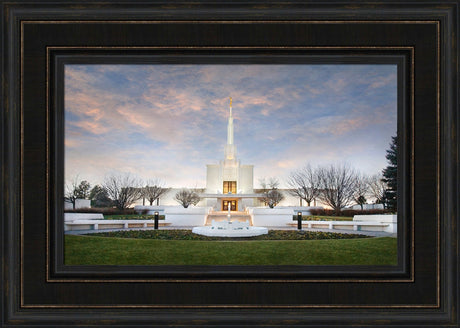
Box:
65, 226, 396, 238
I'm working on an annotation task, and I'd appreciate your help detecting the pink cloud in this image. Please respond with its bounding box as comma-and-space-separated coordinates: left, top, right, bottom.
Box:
64, 138, 80, 148
330, 118, 366, 135
116, 107, 152, 129
85, 108, 104, 120
72, 120, 109, 135
367, 73, 397, 90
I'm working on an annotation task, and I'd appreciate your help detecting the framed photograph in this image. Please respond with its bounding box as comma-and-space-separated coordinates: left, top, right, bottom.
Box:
2, 1, 458, 327
61, 58, 401, 269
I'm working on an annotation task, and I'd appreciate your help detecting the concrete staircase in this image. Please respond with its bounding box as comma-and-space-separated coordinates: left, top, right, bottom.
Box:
205, 211, 252, 226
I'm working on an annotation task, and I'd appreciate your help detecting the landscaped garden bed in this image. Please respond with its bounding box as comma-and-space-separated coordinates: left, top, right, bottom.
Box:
87, 229, 369, 241
103, 214, 165, 220
293, 215, 354, 221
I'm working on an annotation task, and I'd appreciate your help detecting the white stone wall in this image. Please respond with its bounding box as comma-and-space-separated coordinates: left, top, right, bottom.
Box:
205, 198, 219, 209
248, 207, 294, 227
276, 191, 303, 207
64, 212, 104, 231
64, 213, 104, 221
64, 199, 91, 210
239, 165, 254, 193
206, 164, 221, 193
163, 206, 211, 226
136, 188, 207, 207
240, 198, 254, 210
222, 160, 238, 181
253, 190, 328, 208
353, 214, 397, 233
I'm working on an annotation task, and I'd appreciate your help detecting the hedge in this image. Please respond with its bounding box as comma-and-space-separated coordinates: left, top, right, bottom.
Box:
309, 208, 394, 217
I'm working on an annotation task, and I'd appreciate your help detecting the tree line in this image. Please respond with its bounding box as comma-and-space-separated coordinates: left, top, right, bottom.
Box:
66, 136, 397, 213
66, 174, 203, 210
286, 135, 397, 213
286, 164, 389, 214
259, 136, 397, 213
65, 175, 169, 210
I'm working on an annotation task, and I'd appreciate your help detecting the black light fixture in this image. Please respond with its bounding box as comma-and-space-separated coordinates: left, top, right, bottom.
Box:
154, 211, 159, 230
297, 211, 302, 230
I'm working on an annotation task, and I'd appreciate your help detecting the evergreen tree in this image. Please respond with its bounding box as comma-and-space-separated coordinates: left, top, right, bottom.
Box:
74, 180, 91, 199
382, 136, 397, 211
89, 185, 112, 208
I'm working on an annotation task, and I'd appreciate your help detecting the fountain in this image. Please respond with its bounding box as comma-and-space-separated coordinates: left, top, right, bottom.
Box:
192, 206, 268, 237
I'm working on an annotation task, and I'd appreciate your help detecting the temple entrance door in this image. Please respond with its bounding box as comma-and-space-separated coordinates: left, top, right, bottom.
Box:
222, 200, 237, 211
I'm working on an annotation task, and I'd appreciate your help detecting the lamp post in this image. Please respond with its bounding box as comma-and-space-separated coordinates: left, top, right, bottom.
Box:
297, 211, 302, 230
154, 211, 159, 230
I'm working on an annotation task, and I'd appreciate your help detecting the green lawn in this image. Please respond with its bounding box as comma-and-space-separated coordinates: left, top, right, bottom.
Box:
65, 234, 397, 266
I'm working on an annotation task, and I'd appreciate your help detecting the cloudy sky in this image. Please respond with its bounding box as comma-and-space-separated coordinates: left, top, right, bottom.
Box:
65, 64, 397, 188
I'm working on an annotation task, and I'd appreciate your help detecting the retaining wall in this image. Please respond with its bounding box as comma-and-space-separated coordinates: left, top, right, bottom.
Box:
64, 213, 104, 222
248, 207, 294, 227
353, 214, 397, 233
163, 206, 212, 226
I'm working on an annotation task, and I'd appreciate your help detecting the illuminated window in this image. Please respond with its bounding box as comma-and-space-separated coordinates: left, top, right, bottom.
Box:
223, 181, 237, 194
223, 200, 237, 211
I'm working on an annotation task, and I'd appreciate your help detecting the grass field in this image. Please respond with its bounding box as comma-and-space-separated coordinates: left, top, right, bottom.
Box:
65, 234, 397, 266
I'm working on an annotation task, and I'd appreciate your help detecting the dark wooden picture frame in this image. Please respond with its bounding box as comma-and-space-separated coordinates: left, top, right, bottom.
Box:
56, 52, 405, 274
1, 1, 458, 327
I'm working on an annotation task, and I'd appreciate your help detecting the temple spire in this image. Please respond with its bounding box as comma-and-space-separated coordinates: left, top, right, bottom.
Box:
224, 97, 236, 160
227, 97, 234, 145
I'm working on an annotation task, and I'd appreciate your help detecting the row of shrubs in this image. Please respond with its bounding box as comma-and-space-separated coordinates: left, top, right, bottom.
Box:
292, 216, 352, 221
308, 208, 393, 217
104, 215, 165, 220
64, 207, 137, 215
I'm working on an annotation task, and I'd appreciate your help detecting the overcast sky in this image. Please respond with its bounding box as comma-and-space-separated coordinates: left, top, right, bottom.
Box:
65, 64, 397, 188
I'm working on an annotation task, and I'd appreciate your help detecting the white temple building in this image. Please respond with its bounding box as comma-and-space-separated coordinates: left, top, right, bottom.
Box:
201, 97, 261, 211
133, 97, 307, 209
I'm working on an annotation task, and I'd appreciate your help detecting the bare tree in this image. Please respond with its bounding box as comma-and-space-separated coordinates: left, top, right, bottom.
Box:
64, 176, 79, 210
368, 174, 388, 207
264, 190, 285, 208
258, 177, 285, 208
317, 163, 358, 214
287, 164, 321, 206
143, 179, 169, 206
353, 174, 369, 210
175, 189, 201, 208
103, 173, 143, 210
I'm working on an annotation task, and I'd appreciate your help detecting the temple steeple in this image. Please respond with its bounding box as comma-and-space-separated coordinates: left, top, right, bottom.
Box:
224, 97, 236, 160
205, 96, 254, 208
227, 97, 234, 145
